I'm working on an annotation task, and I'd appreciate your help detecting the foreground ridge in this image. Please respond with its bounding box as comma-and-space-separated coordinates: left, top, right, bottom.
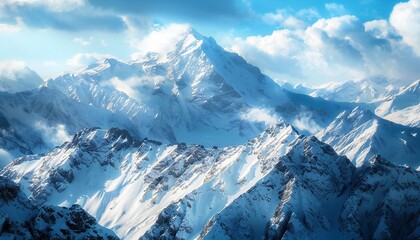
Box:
1, 126, 419, 239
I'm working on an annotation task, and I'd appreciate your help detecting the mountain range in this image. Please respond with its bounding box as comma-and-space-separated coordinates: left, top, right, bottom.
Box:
0, 27, 419, 239
1, 126, 418, 239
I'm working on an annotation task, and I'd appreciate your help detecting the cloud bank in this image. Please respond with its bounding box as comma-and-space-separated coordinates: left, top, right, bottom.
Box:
229, 0, 420, 85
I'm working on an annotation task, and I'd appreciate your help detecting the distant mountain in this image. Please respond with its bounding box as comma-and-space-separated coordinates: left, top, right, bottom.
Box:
0, 65, 43, 94
375, 80, 420, 127
2, 127, 418, 239
286, 78, 419, 128
0, 176, 118, 239
309, 77, 401, 103
317, 107, 420, 169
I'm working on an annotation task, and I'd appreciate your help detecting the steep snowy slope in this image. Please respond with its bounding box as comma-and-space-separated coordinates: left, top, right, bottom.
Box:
0, 87, 138, 166
0, 176, 118, 239
376, 79, 420, 127
0, 65, 43, 93
44, 28, 356, 146
2, 126, 419, 239
317, 107, 420, 168
142, 136, 356, 240
1, 124, 300, 239
197, 154, 419, 240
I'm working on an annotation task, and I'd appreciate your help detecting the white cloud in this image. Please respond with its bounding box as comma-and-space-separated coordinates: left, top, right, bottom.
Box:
34, 121, 71, 147
0, 60, 26, 80
67, 53, 114, 67
241, 108, 279, 126
292, 113, 323, 134
0, 17, 24, 32
73, 37, 92, 46
0, 60, 44, 93
325, 3, 347, 16
390, 0, 420, 55
229, 15, 420, 85
102, 76, 166, 101
129, 23, 191, 59
364, 20, 398, 39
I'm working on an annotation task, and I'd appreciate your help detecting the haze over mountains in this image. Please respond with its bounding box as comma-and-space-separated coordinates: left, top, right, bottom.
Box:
0, 27, 419, 239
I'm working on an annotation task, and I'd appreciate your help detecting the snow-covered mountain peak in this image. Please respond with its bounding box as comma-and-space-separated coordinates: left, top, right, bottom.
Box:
0, 64, 43, 93
69, 127, 144, 152
363, 154, 393, 169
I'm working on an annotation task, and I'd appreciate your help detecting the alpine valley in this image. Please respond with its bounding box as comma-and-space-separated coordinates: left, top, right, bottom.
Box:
0, 27, 419, 240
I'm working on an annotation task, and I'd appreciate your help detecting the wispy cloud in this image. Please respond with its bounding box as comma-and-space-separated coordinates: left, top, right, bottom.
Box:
34, 121, 71, 147
0, 60, 27, 80
325, 3, 348, 16
241, 108, 280, 126
130, 23, 191, 59
292, 112, 323, 134
73, 37, 92, 46
102, 76, 166, 101
67, 52, 114, 67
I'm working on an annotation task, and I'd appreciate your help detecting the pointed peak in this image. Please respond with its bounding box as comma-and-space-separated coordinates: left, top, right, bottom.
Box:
172, 26, 220, 54
102, 58, 123, 65
264, 122, 299, 135
362, 154, 394, 169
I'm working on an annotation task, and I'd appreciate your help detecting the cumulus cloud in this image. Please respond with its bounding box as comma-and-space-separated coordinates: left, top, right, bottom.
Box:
34, 121, 71, 147
67, 53, 114, 67
229, 14, 420, 84
241, 108, 280, 126
390, 0, 420, 55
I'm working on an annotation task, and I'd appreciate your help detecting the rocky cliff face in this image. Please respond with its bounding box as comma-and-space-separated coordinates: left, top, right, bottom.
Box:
142, 137, 419, 240
0, 176, 119, 239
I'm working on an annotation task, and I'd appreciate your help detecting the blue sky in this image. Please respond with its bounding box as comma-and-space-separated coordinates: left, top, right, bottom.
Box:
0, 0, 419, 85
